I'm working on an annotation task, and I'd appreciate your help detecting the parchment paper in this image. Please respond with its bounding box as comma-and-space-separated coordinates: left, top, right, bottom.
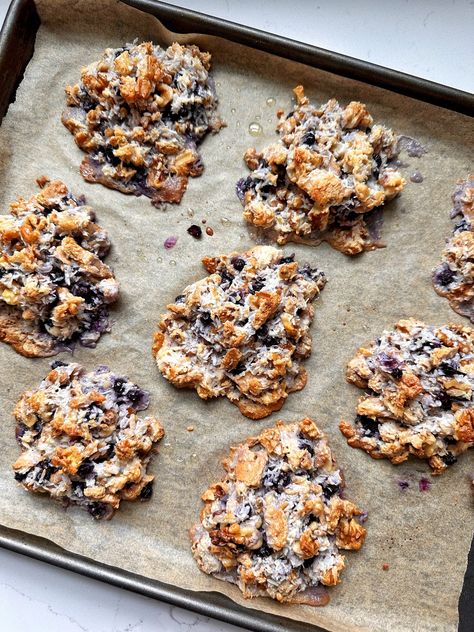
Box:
0, 1, 473, 630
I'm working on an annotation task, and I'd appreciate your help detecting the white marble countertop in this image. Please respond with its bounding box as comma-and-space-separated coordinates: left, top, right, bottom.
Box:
0, 1, 472, 631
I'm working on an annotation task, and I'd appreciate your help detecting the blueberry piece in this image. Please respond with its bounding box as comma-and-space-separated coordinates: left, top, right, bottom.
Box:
14, 471, 27, 482
15, 425, 26, 441
126, 386, 145, 404
51, 360, 67, 369
95, 444, 115, 463
439, 360, 458, 376
255, 542, 273, 557
259, 183, 273, 194
444, 436, 457, 445
278, 254, 295, 264
229, 291, 245, 305
276, 470, 292, 491
200, 311, 212, 326
113, 377, 126, 395
174, 294, 185, 303
373, 154, 382, 178
433, 263, 455, 287
376, 352, 401, 375
139, 481, 153, 500
88, 502, 109, 519
301, 131, 315, 146
229, 362, 246, 375
219, 269, 234, 287
230, 257, 246, 272
442, 452, 457, 466
250, 277, 265, 293
356, 415, 379, 437
235, 176, 255, 202
302, 556, 315, 568
102, 146, 121, 167
187, 224, 202, 239
77, 459, 95, 478
261, 336, 280, 347
298, 433, 315, 456
322, 483, 340, 499
437, 392, 453, 411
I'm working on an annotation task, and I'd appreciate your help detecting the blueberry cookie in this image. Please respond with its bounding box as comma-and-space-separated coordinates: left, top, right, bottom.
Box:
190, 417, 366, 604
340, 319, 474, 474
152, 246, 326, 419
63, 42, 223, 205
12, 362, 164, 519
432, 175, 474, 321
0, 178, 119, 357
237, 86, 405, 255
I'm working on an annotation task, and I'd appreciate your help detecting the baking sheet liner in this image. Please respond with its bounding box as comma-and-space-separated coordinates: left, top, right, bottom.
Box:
0, 1, 472, 630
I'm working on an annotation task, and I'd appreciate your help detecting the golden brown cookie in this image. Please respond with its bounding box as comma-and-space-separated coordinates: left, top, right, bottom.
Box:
237, 86, 405, 255
340, 318, 474, 474
432, 175, 474, 321
190, 418, 366, 604
63, 42, 224, 205
13, 362, 164, 519
0, 178, 119, 357
152, 246, 326, 419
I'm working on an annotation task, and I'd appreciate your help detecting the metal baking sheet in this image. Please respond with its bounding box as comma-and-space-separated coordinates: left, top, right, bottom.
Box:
0, 1, 472, 631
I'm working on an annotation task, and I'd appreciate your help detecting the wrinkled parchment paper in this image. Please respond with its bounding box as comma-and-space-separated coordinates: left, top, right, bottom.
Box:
0, 1, 473, 630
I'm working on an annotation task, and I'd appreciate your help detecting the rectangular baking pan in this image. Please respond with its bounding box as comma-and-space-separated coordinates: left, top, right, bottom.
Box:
0, 1, 472, 631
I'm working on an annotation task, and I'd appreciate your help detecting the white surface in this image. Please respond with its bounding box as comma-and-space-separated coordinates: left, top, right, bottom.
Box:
0, 1, 472, 632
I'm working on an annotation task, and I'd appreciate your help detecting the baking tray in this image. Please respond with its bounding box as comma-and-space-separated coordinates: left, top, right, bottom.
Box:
0, 1, 472, 631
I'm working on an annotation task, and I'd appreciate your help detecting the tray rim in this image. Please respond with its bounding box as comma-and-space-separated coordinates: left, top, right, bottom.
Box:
0, 1, 471, 632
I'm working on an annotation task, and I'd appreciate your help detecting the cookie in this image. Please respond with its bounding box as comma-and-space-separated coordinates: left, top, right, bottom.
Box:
432, 175, 474, 321
152, 246, 326, 419
190, 417, 366, 604
0, 178, 119, 357
237, 86, 405, 255
12, 362, 164, 519
62, 41, 224, 205
340, 318, 474, 474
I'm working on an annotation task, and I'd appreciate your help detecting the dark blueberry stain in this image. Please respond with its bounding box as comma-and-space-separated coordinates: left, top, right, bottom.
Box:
139, 481, 153, 500
187, 224, 202, 239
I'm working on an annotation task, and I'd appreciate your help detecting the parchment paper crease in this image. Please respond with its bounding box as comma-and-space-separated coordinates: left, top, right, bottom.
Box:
0, 1, 472, 630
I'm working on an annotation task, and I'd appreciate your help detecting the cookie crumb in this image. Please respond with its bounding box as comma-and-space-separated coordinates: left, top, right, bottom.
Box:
206, 226, 214, 236
187, 425, 195, 432
382, 563, 390, 571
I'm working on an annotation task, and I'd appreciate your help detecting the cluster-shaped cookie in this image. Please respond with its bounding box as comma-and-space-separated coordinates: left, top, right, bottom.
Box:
62, 41, 223, 205
152, 245, 326, 419
0, 178, 119, 357
237, 86, 405, 254
432, 175, 474, 321
12, 362, 164, 519
340, 319, 474, 474
191, 417, 366, 604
